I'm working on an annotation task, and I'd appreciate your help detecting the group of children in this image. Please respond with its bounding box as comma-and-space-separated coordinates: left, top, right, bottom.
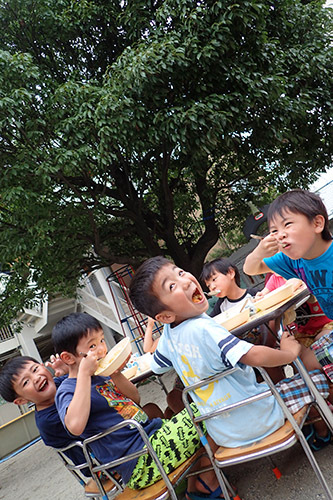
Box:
0, 188, 333, 500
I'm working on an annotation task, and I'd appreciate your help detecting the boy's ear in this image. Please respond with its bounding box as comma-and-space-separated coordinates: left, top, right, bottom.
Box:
59, 351, 76, 365
155, 311, 176, 324
13, 396, 29, 406
313, 214, 325, 233
227, 268, 235, 279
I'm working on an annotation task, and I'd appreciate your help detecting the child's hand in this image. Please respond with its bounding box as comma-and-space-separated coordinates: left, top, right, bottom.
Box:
253, 286, 270, 302
113, 353, 132, 374
257, 234, 279, 257
147, 317, 155, 329
45, 354, 69, 377
79, 350, 99, 376
254, 291, 264, 300
279, 331, 301, 359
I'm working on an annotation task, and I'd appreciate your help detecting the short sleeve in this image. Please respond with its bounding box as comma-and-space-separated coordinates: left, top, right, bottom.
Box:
263, 253, 298, 281
151, 335, 173, 374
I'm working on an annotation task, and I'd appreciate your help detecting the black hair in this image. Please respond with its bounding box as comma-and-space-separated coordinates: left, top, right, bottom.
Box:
129, 256, 172, 318
52, 312, 103, 355
0, 356, 38, 402
200, 258, 241, 287
267, 189, 332, 241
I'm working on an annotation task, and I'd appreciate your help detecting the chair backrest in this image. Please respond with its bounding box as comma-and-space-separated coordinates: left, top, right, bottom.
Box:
57, 440, 92, 486
182, 365, 315, 451
82, 419, 178, 500
182, 367, 333, 500
57, 440, 123, 499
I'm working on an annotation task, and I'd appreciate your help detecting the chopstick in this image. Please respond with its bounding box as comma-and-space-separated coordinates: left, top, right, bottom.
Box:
250, 234, 264, 240
239, 298, 249, 313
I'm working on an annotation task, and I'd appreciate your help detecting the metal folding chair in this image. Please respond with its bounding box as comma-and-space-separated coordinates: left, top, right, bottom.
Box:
82, 419, 204, 500
182, 367, 333, 500
57, 440, 123, 499
278, 314, 333, 432
258, 288, 333, 431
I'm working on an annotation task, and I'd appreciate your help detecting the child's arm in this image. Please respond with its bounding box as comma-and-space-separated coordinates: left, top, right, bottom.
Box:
243, 234, 279, 275
254, 286, 270, 300
111, 371, 140, 404
240, 331, 301, 367
64, 352, 98, 436
143, 317, 160, 353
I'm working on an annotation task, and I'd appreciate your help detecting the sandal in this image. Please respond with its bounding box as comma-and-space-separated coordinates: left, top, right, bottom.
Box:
311, 430, 332, 451
185, 489, 232, 500
185, 477, 234, 500
303, 424, 331, 451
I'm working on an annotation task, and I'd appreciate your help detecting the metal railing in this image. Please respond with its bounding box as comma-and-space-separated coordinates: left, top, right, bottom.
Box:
0, 325, 15, 343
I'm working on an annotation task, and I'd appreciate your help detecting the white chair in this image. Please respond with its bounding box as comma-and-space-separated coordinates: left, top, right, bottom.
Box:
182, 366, 333, 500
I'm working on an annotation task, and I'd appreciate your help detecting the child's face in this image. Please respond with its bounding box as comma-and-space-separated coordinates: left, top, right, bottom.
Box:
12, 360, 56, 410
269, 209, 324, 260
205, 269, 234, 297
75, 328, 108, 361
153, 263, 208, 325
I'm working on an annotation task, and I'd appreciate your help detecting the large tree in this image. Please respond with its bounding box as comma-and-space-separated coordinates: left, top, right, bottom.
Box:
0, 0, 332, 322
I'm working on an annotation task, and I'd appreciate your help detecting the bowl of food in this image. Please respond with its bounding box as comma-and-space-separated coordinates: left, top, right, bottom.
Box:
121, 365, 138, 380
213, 307, 250, 331
95, 337, 132, 377
254, 282, 294, 312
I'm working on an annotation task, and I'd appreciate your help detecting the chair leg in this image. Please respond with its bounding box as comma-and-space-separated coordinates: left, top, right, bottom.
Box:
222, 473, 242, 500
266, 456, 282, 479
198, 436, 233, 500
297, 429, 333, 500
212, 464, 239, 500
293, 357, 333, 432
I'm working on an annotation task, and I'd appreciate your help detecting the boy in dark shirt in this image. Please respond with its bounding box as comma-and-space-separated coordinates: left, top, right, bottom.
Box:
52, 312, 221, 495
0, 356, 94, 481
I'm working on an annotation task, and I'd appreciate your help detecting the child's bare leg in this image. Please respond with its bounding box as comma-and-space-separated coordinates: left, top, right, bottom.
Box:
166, 388, 185, 415
142, 403, 164, 419
163, 406, 174, 419
313, 328, 332, 342
305, 407, 332, 453
265, 366, 286, 384
187, 436, 228, 497
299, 345, 322, 372
298, 346, 333, 440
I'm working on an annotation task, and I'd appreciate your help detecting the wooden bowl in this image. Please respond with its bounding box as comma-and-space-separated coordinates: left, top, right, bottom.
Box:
254, 283, 294, 311
213, 307, 250, 331
95, 337, 132, 376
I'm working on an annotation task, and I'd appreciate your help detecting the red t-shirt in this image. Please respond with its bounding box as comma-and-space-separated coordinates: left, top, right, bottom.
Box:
265, 275, 331, 335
